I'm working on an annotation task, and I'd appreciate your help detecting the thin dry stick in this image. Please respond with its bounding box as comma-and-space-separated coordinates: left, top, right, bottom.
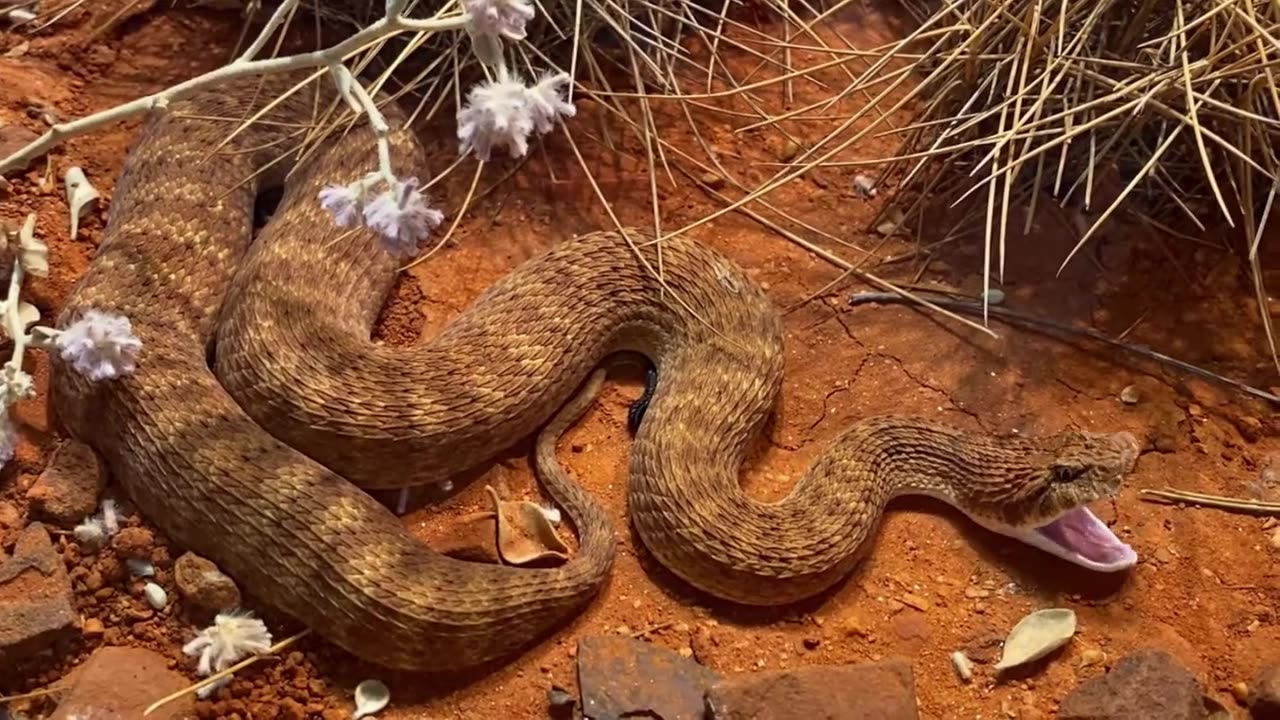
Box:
1139, 488, 1280, 515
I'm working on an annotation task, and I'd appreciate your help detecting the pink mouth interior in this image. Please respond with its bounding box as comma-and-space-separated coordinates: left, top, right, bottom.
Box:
1033, 507, 1137, 569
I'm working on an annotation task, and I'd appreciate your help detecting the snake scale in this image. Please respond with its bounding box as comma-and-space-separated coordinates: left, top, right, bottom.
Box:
48, 68, 1141, 672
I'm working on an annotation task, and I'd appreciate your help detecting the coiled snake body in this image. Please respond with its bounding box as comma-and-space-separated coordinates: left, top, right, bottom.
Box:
50, 71, 1140, 671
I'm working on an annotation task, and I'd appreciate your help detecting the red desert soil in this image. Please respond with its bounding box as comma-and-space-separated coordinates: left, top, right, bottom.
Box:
1, 2, 1278, 718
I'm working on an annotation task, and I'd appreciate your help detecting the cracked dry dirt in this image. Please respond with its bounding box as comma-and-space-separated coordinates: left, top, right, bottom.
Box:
2, 1, 1279, 718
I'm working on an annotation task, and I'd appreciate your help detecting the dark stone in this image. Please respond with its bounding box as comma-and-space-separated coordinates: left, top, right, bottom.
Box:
547, 684, 577, 719
577, 635, 721, 720
1058, 649, 1213, 720
1249, 663, 1280, 720
705, 659, 919, 720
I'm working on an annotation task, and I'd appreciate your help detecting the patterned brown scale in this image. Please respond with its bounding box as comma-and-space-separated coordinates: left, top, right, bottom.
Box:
50, 68, 1141, 672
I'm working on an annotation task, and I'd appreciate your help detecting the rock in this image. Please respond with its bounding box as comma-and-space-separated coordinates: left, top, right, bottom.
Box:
577, 635, 721, 720
706, 660, 919, 719
1248, 663, 1280, 719
0, 523, 78, 665
47, 646, 196, 720
0, 500, 21, 536
111, 526, 153, 557
25, 440, 107, 528
1058, 649, 1216, 720
174, 551, 241, 613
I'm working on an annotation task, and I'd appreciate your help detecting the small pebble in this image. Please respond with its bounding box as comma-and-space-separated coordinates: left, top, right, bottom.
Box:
1080, 648, 1105, 667
82, 618, 104, 637
699, 171, 725, 189
143, 582, 168, 610
852, 173, 877, 198
126, 557, 155, 577
1120, 385, 1141, 404
113, 526, 154, 557
1231, 681, 1249, 704
981, 288, 1005, 305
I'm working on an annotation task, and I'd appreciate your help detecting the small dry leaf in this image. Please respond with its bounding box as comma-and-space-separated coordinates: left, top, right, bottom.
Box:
353, 679, 390, 719
1119, 385, 1140, 404
488, 485, 570, 566
435, 489, 572, 566
64, 166, 101, 241
876, 205, 906, 236
994, 608, 1077, 671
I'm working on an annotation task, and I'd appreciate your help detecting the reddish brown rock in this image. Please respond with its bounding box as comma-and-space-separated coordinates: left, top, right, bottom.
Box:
0, 523, 78, 665
577, 635, 722, 720
173, 551, 241, 613
112, 525, 154, 557
0, 500, 21, 537
47, 646, 196, 720
25, 439, 107, 528
705, 659, 919, 719
1058, 649, 1214, 720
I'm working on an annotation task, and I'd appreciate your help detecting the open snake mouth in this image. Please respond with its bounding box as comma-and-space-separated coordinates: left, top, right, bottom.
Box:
1022, 506, 1138, 572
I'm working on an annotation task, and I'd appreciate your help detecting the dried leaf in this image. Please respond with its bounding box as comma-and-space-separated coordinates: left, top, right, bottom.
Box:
488, 485, 570, 566
353, 679, 390, 719
434, 488, 571, 567
994, 608, 1077, 671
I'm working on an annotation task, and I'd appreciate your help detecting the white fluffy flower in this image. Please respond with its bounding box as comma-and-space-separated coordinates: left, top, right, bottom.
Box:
55, 310, 142, 382
462, 0, 534, 41
457, 71, 575, 161
73, 517, 106, 549
319, 184, 361, 227
462, 0, 535, 63
361, 177, 446, 257
183, 611, 273, 697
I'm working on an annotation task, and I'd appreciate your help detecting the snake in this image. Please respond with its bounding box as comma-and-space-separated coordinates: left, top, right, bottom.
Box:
48, 68, 1142, 672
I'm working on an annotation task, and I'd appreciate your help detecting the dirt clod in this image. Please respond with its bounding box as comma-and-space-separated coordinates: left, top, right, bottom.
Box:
112, 526, 155, 558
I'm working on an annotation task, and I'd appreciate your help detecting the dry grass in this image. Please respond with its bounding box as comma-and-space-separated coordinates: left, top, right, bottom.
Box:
823, 0, 1280, 363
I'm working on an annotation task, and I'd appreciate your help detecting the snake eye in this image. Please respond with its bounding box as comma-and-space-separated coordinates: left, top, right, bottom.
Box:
1049, 462, 1087, 484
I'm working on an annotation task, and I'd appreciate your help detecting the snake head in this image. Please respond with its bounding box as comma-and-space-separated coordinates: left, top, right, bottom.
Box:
954, 428, 1141, 574
990, 429, 1141, 573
